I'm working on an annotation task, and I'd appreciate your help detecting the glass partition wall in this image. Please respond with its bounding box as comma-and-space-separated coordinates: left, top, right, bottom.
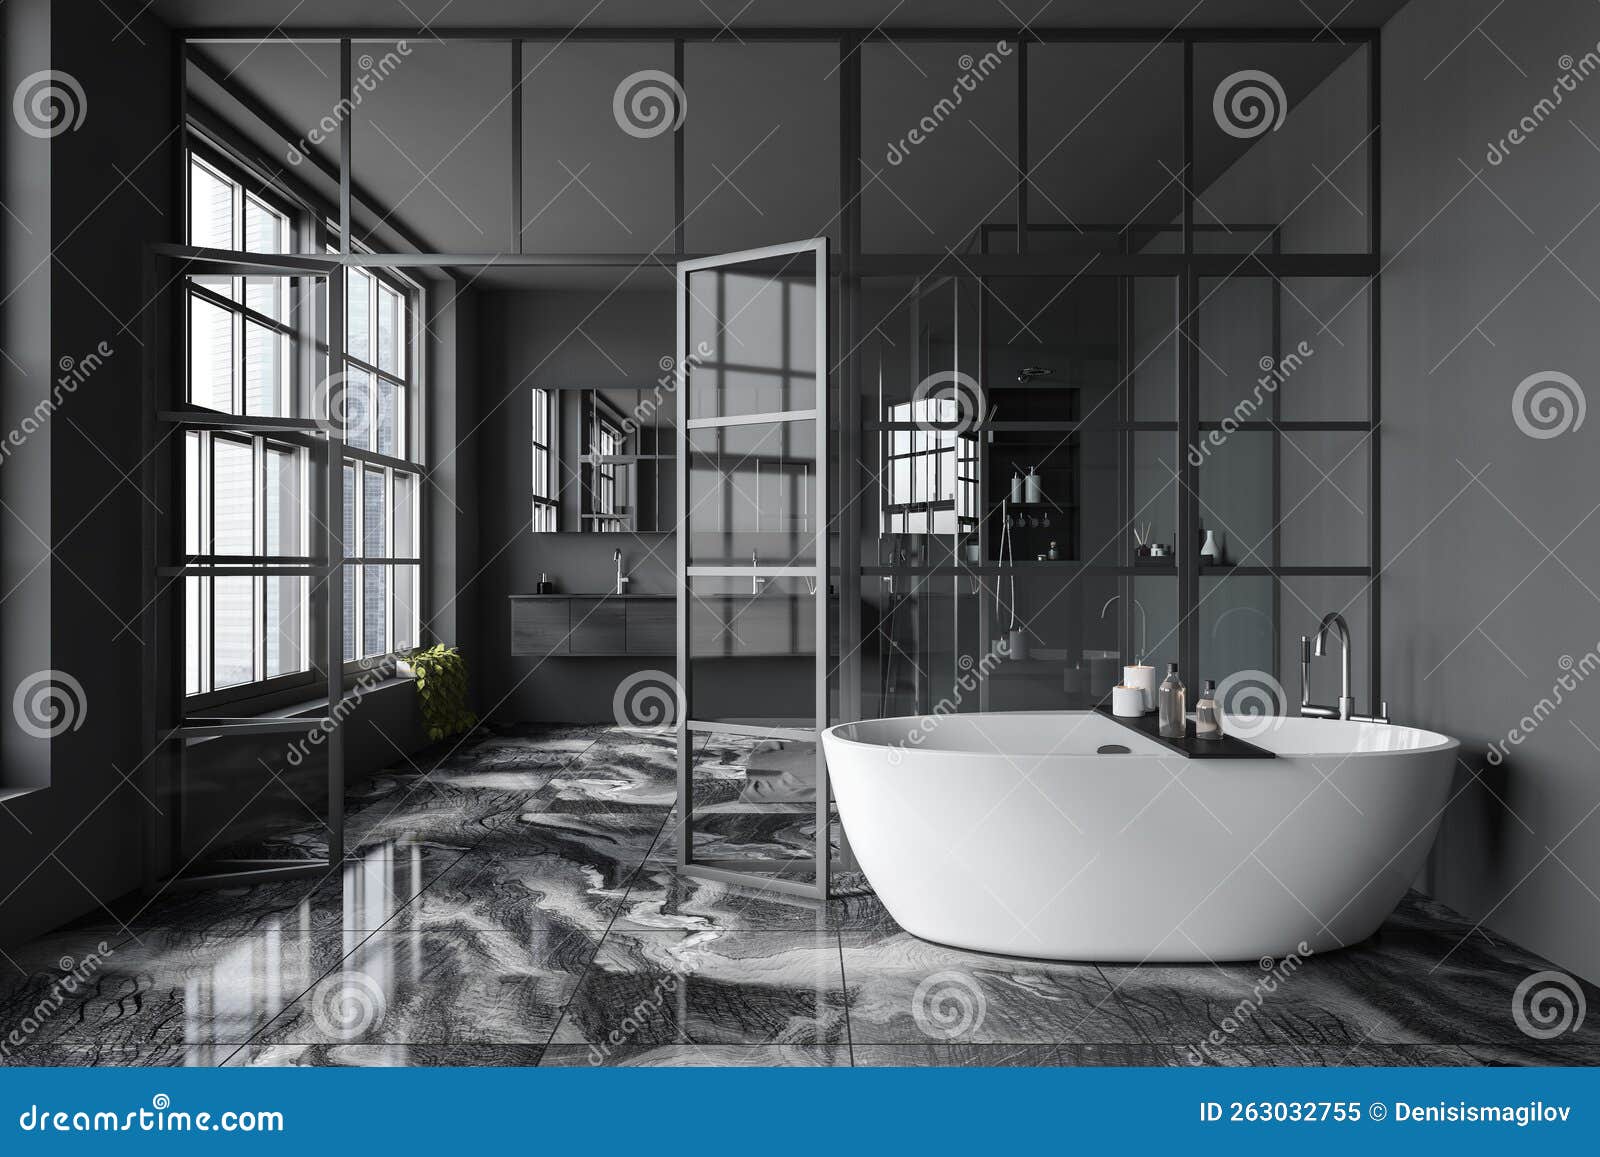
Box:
177, 26, 1379, 896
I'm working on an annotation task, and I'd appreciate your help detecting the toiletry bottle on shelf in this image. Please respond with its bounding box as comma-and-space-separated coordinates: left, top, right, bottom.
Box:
1158, 663, 1186, 738
1010, 471, 1024, 504
1194, 679, 1223, 739
1025, 466, 1043, 504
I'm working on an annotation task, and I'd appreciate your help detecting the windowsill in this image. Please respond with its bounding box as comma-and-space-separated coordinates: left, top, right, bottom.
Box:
188, 673, 417, 723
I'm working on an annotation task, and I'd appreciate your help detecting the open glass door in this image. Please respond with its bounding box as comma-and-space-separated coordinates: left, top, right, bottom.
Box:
675, 239, 831, 900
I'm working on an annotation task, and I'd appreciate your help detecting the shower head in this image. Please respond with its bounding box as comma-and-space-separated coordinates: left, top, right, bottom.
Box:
1017, 366, 1053, 383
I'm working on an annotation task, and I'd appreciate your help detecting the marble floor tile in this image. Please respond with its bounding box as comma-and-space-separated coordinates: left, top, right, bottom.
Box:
1187, 1043, 1476, 1067
539, 1043, 849, 1067
840, 930, 1140, 1046
64, 840, 466, 940
852, 1044, 1064, 1067
0, 1042, 238, 1068
344, 783, 551, 850
224, 1042, 546, 1067
1456, 1041, 1600, 1066
614, 863, 836, 933
549, 929, 849, 1049
14, 927, 355, 1051
395, 845, 650, 936
248, 929, 597, 1047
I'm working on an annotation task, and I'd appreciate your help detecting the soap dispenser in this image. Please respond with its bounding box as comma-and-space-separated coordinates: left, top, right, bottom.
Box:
1158, 663, 1186, 738
1194, 679, 1223, 740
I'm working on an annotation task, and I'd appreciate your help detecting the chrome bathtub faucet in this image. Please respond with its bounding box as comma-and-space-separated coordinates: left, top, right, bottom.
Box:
1299, 611, 1389, 723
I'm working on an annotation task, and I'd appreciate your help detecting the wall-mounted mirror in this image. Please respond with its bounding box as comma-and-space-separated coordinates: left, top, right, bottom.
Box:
531, 386, 677, 533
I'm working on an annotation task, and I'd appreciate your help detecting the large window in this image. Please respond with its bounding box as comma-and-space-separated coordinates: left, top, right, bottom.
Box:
183, 146, 424, 703
184, 151, 309, 700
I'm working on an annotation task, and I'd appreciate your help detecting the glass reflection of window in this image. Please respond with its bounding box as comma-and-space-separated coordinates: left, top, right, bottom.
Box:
881, 397, 977, 537
530, 388, 557, 532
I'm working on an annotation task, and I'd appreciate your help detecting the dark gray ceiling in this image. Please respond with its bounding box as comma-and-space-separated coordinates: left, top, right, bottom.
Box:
158, 0, 1410, 33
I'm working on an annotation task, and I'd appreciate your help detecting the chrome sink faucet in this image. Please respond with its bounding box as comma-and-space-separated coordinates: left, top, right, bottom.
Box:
613, 548, 630, 595
1299, 611, 1388, 722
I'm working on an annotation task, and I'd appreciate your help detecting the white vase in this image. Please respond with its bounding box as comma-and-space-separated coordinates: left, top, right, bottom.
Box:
1200, 529, 1222, 564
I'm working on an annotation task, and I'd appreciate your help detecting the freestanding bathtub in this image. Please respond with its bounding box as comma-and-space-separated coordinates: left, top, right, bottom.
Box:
821, 711, 1458, 962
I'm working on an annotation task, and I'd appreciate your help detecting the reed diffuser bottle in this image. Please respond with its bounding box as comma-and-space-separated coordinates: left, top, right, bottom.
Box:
1158, 663, 1186, 738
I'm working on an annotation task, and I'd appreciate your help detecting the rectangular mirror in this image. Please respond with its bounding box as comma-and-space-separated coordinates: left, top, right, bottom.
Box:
531, 386, 676, 533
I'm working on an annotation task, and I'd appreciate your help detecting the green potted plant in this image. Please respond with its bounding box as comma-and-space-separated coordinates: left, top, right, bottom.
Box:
407, 644, 477, 741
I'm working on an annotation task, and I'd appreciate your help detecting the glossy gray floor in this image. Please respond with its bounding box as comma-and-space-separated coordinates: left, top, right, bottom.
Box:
3, 724, 1596, 1068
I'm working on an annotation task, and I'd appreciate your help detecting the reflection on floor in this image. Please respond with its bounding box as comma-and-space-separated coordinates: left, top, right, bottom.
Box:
3, 724, 1596, 1068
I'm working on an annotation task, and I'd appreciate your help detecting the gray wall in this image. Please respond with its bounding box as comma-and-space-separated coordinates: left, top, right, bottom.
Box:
1383, 0, 1600, 982
0, 0, 174, 944
476, 288, 678, 722
0, 2, 467, 945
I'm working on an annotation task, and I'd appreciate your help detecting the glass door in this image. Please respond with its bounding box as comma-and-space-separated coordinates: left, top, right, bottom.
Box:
675, 239, 831, 900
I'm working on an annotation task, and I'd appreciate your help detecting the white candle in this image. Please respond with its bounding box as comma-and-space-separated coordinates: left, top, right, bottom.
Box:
1123, 664, 1158, 713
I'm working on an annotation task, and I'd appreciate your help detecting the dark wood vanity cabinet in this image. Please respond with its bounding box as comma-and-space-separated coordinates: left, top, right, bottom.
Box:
509, 595, 674, 657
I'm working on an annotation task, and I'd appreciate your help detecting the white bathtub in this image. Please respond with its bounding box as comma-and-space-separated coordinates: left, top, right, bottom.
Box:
821, 711, 1458, 962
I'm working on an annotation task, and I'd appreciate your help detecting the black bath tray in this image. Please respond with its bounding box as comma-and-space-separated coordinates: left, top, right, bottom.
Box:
1093, 705, 1276, 759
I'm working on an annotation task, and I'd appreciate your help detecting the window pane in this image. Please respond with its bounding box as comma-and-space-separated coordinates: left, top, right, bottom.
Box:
362, 467, 386, 557
343, 564, 357, 662
362, 565, 387, 657
244, 195, 284, 252
185, 575, 204, 696
185, 432, 202, 555
344, 365, 371, 450
341, 463, 357, 555
212, 437, 254, 555
377, 284, 401, 374
376, 377, 397, 456
214, 576, 255, 688
393, 565, 417, 652
265, 575, 306, 678
265, 445, 302, 556
244, 321, 285, 416
189, 294, 235, 411
392, 472, 414, 558
348, 268, 372, 362
189, 158, 233, 249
